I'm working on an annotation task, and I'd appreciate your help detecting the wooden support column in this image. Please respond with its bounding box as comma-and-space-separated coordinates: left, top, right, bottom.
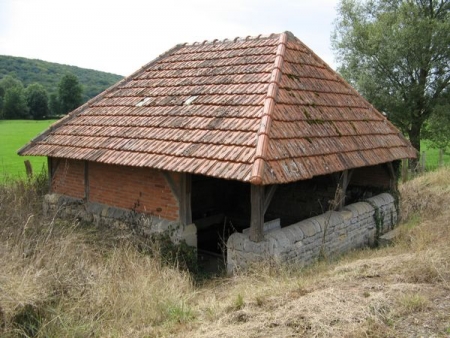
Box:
47, 157, 52, 191
84, 161, 90, 200
386, 162, 397, 192
163, 172, 192, 226
337, 169, 353, 210
250, 184, 264, 242
179, 173, 192, 226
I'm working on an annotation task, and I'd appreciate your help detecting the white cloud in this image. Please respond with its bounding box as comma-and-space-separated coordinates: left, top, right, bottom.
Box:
0, 0, 339, 75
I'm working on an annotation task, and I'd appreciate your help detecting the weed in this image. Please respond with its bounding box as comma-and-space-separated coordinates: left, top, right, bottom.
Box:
398, 293, 430, 314
232, 294, 244, 311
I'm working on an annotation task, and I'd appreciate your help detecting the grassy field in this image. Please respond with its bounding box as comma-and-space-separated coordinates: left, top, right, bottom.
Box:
0, 120, 56, 180
420, 140, 450, 169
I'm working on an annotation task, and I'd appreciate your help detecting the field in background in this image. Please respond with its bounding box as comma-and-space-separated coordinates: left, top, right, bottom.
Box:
0, 120, 55, 180
420, 140, 450, 169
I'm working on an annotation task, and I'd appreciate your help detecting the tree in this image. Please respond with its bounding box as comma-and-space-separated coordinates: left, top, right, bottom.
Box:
58, 73, 83, 114
3, 85, 29, 119
332, 0, 450, 154
25, 83, 50, 119
0, 76, 29, 119
49, 93, 61, 116
0, 75, 23, 92
423, 96, 450, 151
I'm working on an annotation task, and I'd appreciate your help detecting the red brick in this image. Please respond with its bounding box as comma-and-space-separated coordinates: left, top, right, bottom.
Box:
50, 158, 180, 221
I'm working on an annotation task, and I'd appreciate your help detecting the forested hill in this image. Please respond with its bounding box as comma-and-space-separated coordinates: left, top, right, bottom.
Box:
0, 55, 123, 101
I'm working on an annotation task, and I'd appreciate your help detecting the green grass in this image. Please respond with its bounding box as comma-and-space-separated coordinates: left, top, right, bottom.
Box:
420, 140, 450, 170
0, 120, 56, 180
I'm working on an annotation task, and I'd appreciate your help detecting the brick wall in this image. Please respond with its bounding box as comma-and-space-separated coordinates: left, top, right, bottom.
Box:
89, 162, 179, 220
51, 158, 85, 199
49, 158, 179, 221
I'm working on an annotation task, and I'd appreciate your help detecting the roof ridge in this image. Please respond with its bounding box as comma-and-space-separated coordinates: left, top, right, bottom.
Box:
18, 43, 186, 155
249, 32, 288, 185
181, 33, 280, 47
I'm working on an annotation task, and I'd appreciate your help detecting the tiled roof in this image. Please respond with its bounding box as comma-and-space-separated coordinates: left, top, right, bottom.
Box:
19, 31, 417, 185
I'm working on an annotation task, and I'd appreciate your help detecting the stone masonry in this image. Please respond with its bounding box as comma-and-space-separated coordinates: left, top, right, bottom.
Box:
227, 193, 397, 273
43, 193, 197, 248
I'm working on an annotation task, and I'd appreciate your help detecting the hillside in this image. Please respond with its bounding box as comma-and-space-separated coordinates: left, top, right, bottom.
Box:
0, 55, 123, 102
0, 169, 449, 337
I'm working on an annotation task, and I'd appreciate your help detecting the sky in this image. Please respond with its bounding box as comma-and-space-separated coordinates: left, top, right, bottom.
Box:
0, 0, 340, 76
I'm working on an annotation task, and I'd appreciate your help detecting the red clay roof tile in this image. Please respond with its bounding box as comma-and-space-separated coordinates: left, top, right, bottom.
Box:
19, 31, 416, 184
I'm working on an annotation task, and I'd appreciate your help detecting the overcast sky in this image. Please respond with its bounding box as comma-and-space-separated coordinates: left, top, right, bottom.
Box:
0, 0, 340, 76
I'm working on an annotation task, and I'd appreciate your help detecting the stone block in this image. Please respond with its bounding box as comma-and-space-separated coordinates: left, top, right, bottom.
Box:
297, 220, 319, 237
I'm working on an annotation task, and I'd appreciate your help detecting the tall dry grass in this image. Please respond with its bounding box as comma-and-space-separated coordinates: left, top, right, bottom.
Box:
1, 167, 449, 337
0, 174, 194, 337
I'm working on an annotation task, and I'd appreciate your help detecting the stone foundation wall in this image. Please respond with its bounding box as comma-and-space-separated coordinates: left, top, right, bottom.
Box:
43, 193, 196, 248
227, 193, 397, 273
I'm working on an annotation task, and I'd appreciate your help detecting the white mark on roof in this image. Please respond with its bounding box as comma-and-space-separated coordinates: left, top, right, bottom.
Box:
136, 97, 153, 107
184, 96, 198, 106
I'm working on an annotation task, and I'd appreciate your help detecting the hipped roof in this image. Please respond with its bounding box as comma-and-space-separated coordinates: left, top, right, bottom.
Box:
19, 31, 416, 185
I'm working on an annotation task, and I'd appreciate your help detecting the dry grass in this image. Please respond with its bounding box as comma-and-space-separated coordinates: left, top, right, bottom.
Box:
1, 168, 450, 337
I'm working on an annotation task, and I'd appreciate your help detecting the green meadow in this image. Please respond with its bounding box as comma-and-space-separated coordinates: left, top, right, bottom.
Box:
0, 120, 56, 180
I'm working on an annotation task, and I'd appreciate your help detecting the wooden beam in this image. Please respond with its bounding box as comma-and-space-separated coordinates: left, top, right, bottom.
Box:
337, 169, 352, 210
179, 173, 192, 225
386, 162, 397, 192
263, 185, 277, 215
163, 172, 192, 225
47, 157, 52, 191
24, 160, 33, 178
249, 185, 264, 242
84, 161, 90, 200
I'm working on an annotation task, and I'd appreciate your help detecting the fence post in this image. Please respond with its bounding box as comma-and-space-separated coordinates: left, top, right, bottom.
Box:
24, 160, 33, 178
421, 152, 426, 173
402, 159, 408, 183
439, 149, 444, 167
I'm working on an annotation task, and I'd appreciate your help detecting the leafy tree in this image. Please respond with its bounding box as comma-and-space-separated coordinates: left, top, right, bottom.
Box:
3, 85, 29, 119
332, 0, 450, 154
0, 75, 23, 92
0, 76, 29, 119
49, 93, 61, 116
25, 83, 50, 119
423, 100, 450, 152
58, 73, 83, 114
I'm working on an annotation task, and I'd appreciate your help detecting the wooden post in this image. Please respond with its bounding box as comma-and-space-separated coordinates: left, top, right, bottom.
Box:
338, 170, 349, 210
162, 172, 192, 226
386, 162, 397, 192
249, 185, 264, 242
402, 159, 408, 183
47, 157, 52, 191
335, 170, 353, 210
84, 161, 89, 200
24, 160, 33, 178
179, 173, 192, 225
439, 149, 444, 167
